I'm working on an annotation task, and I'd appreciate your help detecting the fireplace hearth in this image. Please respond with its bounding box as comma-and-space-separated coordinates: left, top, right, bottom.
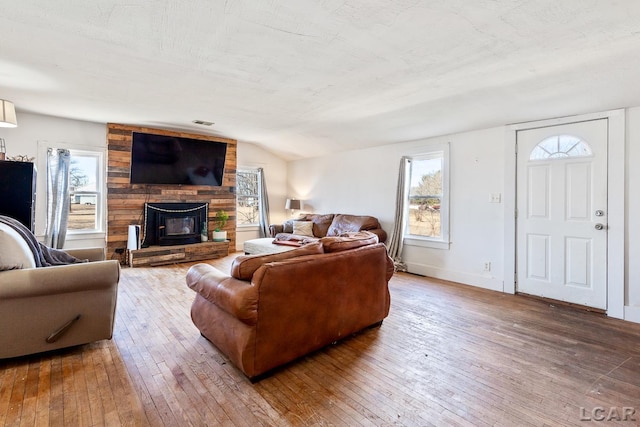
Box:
141, 202, 208, 247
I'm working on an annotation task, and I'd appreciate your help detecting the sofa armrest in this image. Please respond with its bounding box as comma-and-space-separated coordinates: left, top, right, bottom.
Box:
66, 247, 105, 262
269, 224, 283, 238
369, 228, 388, 243
0, 260, 120, 299
186, 263, 258, 325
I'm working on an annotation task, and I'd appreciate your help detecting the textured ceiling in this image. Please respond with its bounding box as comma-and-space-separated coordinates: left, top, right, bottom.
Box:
2, 1, 640, 159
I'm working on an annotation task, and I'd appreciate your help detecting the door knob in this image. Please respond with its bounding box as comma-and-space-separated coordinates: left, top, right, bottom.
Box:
595, 223, 605, 230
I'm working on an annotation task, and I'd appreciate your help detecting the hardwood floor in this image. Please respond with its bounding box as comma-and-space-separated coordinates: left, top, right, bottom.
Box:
2, 253, 640, 426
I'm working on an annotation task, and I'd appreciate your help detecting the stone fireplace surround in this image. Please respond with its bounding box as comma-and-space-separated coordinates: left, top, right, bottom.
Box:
106, 123, 237, 262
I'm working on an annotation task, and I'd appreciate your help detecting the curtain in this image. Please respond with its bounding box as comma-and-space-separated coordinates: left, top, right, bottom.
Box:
386, 156, 410, 272
258, 168, 270, 238
45, 148, 71, 249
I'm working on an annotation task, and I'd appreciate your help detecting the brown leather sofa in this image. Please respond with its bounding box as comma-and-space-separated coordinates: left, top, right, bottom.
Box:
269, 213, 387, 243
186, 232, 394, 379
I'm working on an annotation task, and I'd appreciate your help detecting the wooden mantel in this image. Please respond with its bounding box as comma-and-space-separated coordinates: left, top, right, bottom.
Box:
106, 123, 237, 262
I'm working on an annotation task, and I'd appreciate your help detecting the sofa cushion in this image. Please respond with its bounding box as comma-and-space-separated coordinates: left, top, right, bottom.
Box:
0, 222, 37, 270
326, 214, 381, 236
282, 219, 294, 233
292, 220, 314, 237
320, 231, 379, 253
306, 214, 334, 237
283, 214, 334, 237
231, 241, 324, 280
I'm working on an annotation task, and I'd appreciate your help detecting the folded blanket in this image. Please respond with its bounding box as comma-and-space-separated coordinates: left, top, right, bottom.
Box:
0, 215, 87, 267
274, 232, 319, 245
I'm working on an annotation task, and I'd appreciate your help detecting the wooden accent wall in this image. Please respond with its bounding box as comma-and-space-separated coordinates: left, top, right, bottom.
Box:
106, 123, 237, 261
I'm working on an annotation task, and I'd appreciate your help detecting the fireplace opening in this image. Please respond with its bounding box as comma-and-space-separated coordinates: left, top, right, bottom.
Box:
141, 202, 208, 247
163, 217, 195, 236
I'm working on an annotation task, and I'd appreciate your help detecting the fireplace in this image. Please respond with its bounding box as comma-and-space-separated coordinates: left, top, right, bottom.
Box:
141, 202, 208, 247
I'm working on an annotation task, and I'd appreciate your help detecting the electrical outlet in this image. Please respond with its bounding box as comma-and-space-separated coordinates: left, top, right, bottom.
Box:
490, 193, 502, 203
483, 262, 491, 272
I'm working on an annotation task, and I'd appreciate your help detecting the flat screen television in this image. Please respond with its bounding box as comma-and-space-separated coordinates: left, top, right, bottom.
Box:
130, 132, 227, 186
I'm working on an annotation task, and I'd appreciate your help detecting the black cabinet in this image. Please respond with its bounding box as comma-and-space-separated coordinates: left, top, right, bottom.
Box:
0, 160, 37, 231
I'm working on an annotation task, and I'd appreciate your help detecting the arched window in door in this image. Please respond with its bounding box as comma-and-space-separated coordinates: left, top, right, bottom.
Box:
529, 134, 593, 160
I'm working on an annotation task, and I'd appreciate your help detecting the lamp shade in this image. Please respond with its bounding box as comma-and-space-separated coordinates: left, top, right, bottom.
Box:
0, 100, 17, 128
285, 198, 302, 210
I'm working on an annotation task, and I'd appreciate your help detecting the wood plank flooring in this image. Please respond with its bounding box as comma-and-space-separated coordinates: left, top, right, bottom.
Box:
2, 253, 640, 426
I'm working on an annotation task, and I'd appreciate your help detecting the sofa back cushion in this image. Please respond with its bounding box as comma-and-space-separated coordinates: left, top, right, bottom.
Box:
283, 214, 335, 237
307, 214, 335, 237
320, 231, 379, 253
0, 222, 37, 270
326, 214, 381, 236
231, 241, 324, 280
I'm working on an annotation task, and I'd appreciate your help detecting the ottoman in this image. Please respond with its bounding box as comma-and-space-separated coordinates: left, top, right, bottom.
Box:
243, 237, 298, 255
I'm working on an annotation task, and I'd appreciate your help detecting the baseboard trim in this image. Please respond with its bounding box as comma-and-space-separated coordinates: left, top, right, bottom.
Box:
405, 262, 504, 292
624, 305, 640, 324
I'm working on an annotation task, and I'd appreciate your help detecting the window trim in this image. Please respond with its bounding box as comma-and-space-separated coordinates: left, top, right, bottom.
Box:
403, 143, 450, 250
67, 149, 104, 234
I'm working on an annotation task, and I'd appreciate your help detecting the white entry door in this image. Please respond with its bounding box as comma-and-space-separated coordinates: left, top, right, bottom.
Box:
516, 119, 608, 309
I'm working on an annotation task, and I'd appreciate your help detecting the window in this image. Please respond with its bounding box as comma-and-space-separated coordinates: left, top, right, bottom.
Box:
529, 134, 592, 160
68, 150, 103, 232
404, 145, 450, 248
236, 169, 260, 226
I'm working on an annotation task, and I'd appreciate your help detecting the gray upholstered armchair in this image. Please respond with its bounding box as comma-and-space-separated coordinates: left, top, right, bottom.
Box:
0, 219, 120, 359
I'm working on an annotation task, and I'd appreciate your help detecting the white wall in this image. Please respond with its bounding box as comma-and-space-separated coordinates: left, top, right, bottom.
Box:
404, 127, 505, 291
0, 112, 106, 249
236, 141, 288, 251
288, 127, 506, 292
288, 110, 640, 323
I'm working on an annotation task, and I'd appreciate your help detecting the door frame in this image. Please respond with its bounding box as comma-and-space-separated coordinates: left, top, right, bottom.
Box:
503, 109, 625, 319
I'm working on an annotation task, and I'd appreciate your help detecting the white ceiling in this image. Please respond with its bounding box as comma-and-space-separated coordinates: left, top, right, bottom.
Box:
2, 1, 640, 160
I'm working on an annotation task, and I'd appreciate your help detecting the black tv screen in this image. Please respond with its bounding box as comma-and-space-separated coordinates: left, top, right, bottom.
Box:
130, 132, 227, 186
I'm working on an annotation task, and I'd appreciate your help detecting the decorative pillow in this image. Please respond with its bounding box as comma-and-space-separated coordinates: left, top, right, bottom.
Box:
0, 222, 37, 270
292, 220, 314, 237
320, 231, 379, 253
231, 241, 324, 280
282, 214, 308, 233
